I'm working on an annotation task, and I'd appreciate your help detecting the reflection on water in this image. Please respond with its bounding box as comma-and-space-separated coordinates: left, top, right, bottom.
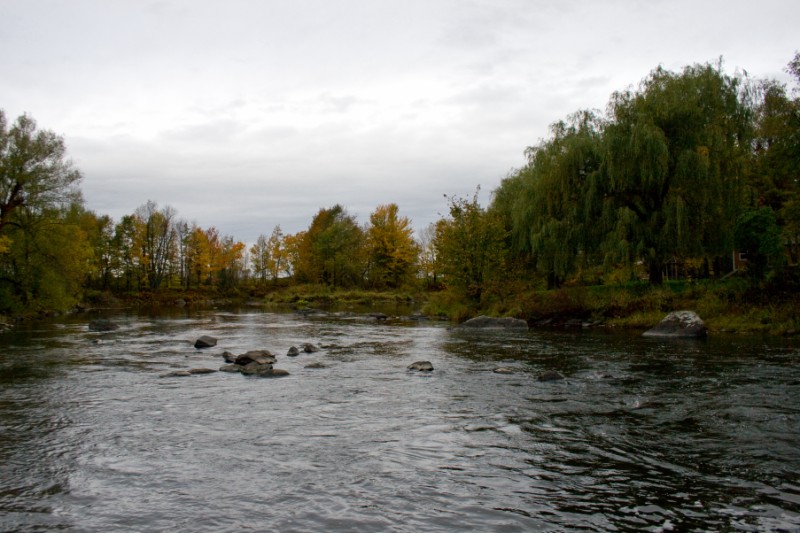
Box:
1, 310, 799, 532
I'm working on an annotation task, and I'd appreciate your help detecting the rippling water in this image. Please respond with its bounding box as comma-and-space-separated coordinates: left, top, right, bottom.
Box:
1, 309, 799, 532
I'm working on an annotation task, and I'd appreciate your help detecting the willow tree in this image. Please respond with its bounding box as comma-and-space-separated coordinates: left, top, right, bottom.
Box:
494, 111, 604, 288
595, 63, 753, 283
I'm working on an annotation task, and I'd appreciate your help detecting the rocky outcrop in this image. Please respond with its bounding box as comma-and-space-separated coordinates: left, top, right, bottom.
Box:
460, 315, 528, 329
89, 319, 119, 332
194, 335, 217, 349
408, 361, 434, 371
643, 311, 707, 338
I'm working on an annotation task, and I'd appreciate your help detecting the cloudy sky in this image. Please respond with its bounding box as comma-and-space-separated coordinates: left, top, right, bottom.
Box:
1, 0, 797, 242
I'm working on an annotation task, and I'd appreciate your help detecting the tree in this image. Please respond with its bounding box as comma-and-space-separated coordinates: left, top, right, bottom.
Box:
434, 190, 508, 302
495, 111, 605, 287
135, 201, 177, 290
0, 111, 82, 234
595, 63, 753, 283
734, 207, 784, 280
366, 203, 419, 288
416, 223, 439, 288
296, 205, 365, 287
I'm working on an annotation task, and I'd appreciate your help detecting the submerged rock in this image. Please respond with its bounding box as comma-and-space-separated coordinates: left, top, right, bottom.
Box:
537, 370, 565, 382
643, 311, 707, 338
460, 315, 528, 329
304, 361, 328, 369
408, 361, 434, 372
159, 370, 192, 378
194, 335, 218, 349
89, 319, 119, 332
303, 343, 320, 353
188, 368, 216, 375
492, 367, 515, 374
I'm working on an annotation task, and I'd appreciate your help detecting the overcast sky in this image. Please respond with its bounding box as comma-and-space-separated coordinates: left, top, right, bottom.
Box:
1, 0, 797, 242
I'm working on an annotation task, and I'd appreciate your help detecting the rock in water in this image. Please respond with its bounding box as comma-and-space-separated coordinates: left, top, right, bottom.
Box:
460, 315, 528, 329
234, 350, 276, 365
287, 346, 300, 357
493, 367, 515, 374
194, 335, 217, 349
537, 370, 565, 382
643, 311, 707, 338
303, 343, 320, 353
89, 319, 119, 332
408, 361, 434, 371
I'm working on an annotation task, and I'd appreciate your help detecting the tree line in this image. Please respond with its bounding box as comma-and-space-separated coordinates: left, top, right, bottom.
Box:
1, 54, 798, 315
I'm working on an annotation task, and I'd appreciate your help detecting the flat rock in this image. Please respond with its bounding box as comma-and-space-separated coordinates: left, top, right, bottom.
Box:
408, 361, 434, 372
234, 350, 276, 365
643, 311, 707, 338
194, 335, 217, 349
460, 315, 528, 329
159, 370, 192, 378
188, 367, 217, 375
492, 367, 515, 374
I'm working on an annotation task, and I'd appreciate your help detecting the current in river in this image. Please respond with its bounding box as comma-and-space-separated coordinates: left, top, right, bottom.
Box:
1, 309, 799, 532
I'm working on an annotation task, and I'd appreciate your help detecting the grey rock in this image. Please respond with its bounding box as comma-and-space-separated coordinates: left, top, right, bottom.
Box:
188, 367, 217, 375
287, 346, 300, 357
408, 361, 434, 372
643, 311, 707, 338
234, 350, 276, 365
194, 335, 217, 349
460, 315, 528, 329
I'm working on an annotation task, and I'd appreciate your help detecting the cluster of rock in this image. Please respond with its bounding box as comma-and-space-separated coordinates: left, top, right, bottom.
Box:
287, 343, 319, 356
219, 349, 289, 377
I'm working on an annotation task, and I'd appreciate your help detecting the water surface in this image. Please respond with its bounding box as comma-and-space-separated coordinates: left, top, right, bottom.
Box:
1, 310, 799, 531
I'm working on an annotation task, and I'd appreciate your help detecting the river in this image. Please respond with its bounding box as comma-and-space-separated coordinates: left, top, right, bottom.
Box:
1, 309, 799, 532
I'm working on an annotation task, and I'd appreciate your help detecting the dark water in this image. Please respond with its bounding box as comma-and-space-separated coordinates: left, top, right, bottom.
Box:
1, 309, 799, 532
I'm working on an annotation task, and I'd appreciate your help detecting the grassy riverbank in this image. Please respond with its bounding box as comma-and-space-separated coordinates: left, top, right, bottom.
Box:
52, 276, 798, 338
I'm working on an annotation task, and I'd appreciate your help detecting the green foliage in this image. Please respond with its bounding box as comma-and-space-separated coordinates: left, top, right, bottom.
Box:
434, 190, 508, 302
734, 207, 785, 280
296, 205, 365, 288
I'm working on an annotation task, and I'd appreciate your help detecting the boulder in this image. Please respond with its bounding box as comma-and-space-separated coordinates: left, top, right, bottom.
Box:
303, 343, 320, 353
194, 335, 217, 349
221, 351, 237, 363
287, 346, 300, 357
408, 361, 434, 372
240, 361, 273, 375
234, 350, 276, 365
643, 311, 707, 338
89, 319, 119, 332
460, 315, 528, 329
537, 370, 565, 382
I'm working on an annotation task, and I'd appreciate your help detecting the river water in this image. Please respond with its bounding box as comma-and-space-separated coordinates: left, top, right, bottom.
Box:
1, 309, 799, 532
